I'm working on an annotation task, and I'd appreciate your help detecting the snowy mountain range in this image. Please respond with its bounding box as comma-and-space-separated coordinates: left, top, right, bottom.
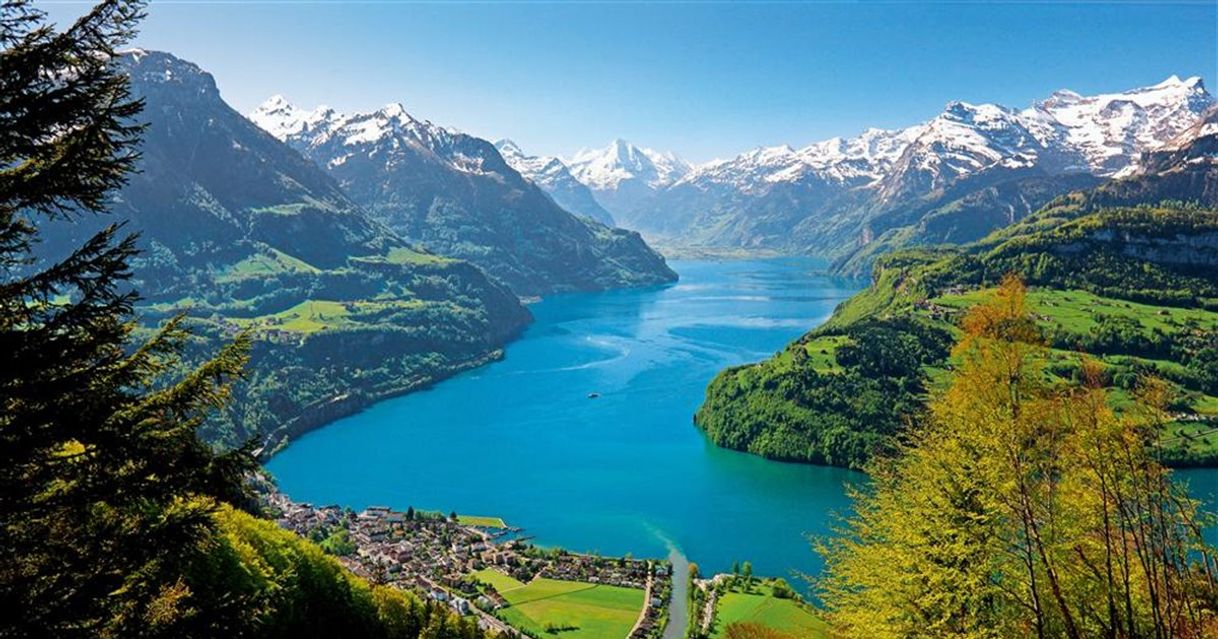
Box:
493, 140, 614, 225
873, 75, 1211, 202
249, 97, 676, 295
508, 76, 1212, 264
250, 74, 1213, 273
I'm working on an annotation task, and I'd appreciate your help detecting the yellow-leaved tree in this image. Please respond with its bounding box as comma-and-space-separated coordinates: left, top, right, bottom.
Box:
818, 275, 1218, 639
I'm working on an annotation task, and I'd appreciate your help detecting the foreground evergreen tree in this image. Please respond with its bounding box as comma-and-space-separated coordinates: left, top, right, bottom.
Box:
818, 276, 1218, 638
0, 1, 257, 635
0, 5, 503, 638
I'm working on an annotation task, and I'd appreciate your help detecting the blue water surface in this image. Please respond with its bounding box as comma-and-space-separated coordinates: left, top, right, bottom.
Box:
267, 259, 864, 584
267, 257, 1218, 585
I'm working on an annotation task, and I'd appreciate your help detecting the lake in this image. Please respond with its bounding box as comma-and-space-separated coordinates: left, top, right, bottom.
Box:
267, 258, 865, 585
265, 257, 1218, 585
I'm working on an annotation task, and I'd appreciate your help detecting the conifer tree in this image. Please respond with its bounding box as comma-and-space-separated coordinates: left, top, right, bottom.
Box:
0, 1, 256, 635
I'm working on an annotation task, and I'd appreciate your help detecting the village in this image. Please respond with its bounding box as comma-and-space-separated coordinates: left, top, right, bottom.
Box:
266, 491, 672, 639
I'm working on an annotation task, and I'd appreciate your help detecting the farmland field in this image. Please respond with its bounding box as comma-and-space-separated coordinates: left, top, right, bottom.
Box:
710, 584, 826, 639
473, 570, 644, 639
473, 568, 526, 592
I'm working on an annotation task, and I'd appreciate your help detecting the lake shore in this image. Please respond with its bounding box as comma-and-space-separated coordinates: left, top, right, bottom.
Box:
267, 259, 864, 581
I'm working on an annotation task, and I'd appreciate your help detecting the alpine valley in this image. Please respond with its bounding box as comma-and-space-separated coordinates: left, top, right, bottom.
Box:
36, 50, 1215, 470
33, 50, 677, 451
12, 3, 1218, 637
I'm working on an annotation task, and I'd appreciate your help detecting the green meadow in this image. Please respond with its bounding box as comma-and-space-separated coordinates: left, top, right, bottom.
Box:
710, 583, 827, 639
932, 288, 1218, 335
473, 570, 644, 639
457, 515, 509, 528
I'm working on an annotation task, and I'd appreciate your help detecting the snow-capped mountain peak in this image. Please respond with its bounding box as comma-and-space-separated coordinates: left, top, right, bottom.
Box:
494, 139, 615, 225
871, 75, 1215, 199
250, 96, 458, 151
673, 125, 923, 197
495, 138, 524, 157
1027, 75, 1214, 175
379, 102, 411, 119
1149, 74, 1204, 91
249, 95, 341, 141
566, 139, 691, 191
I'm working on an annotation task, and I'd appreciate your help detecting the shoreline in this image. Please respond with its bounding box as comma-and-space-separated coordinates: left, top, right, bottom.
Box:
260, 348, 509, 458
257, 275, 692, 460
257, 261, 876, 587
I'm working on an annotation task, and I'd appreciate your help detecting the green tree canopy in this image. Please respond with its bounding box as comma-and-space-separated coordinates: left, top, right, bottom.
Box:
0, 1, 258, 634
818, 277, 1218, 638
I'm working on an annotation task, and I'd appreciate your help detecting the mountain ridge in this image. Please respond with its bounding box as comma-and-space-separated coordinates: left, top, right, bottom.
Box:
37, 50, 533, 451
547, 76, 1213, 265
249, 97, 678, 296
494, 139, 616, 225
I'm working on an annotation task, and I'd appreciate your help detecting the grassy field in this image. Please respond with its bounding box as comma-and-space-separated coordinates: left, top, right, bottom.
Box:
457, 515, 508, 528
225, 298, 431, 335
351, 246, 454, 266
710, 583, 827, 639
934, 288, 1218, 335
797, 335, 850, 374
472, 570, 644, 639
473, 568, 526, 592
215, 248, 318, 282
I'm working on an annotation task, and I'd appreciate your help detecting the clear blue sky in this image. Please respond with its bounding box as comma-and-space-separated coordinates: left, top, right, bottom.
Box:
44, 1, 1218, 162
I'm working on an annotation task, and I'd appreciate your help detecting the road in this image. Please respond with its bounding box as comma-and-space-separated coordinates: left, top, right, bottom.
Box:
628, 563, 656, 638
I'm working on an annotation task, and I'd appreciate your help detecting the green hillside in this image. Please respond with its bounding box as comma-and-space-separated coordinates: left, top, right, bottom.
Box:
1, 9, 505, 635
35, 51, 533, 452
696, 202, 1218, 468
188, 504, 484, 638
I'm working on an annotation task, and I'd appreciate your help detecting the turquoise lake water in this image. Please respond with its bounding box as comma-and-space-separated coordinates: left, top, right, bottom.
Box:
268, 258, 865, 585
266, 257, 1218, 585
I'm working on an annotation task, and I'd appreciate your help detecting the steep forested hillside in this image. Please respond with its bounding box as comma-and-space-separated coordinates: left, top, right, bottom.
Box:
697, 200, 1218, 468
35, 50, 532, 450
2, 5, 503, 636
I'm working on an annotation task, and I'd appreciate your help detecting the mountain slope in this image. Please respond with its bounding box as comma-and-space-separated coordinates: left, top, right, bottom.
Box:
250, 100, 677, 296
37, 50, 531, 450
695, 145, 1218, 469
495, 139, 615, 225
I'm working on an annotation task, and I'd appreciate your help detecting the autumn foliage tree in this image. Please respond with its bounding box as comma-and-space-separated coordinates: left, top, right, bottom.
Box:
818, 275, 1218, 638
